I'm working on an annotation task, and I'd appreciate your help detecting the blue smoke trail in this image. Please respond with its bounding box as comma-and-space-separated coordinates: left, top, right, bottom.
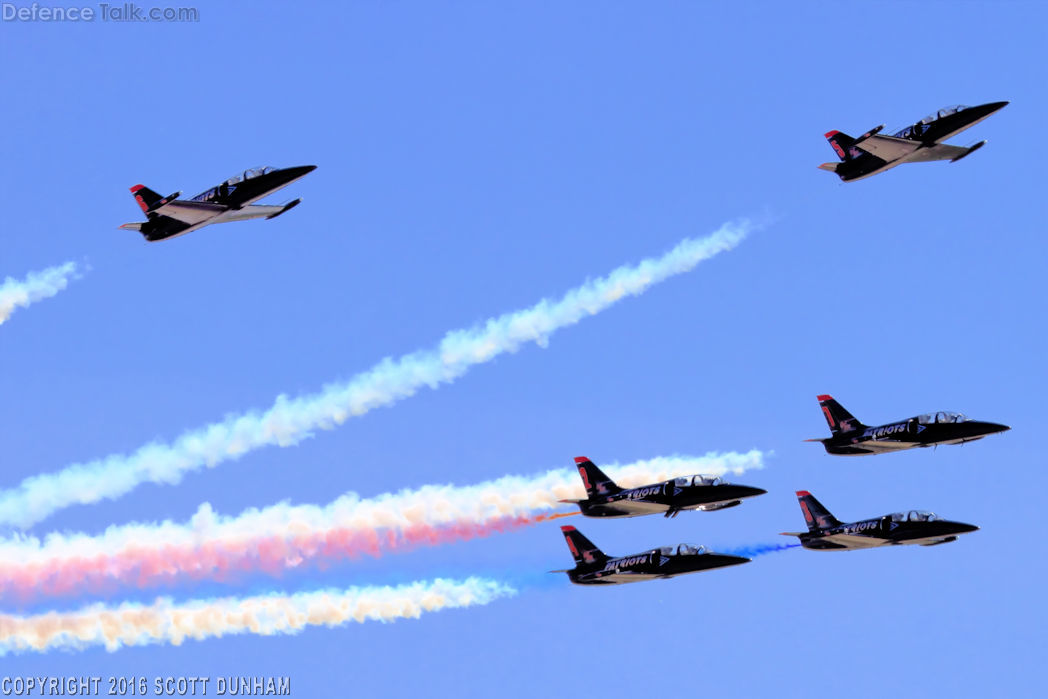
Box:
720, 542, 801, 558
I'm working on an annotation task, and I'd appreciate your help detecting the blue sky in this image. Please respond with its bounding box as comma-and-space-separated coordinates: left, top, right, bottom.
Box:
1, 0, 1045, 695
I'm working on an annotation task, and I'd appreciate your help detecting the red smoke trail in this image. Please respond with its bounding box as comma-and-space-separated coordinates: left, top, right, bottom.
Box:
0, 512, 576, 604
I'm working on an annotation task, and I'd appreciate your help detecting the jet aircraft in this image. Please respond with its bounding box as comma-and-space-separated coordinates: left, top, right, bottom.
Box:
818, 101, 1008, 181
560, 457, 766, 518
553, 525, 750, 584
781, 491, 978, 550
806, 394, 1009, 456
120, 165, 316, 241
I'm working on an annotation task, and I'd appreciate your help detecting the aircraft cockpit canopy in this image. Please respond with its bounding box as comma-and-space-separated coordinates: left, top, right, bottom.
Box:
916, 411, 969, 425
660, 544, 708, 556
921, 105, 969, 124
224, 166, 278, 186
691, 475, 724, 487
890, 510, 940, 523
191, 167, 281, 202
895, 106, 972, 138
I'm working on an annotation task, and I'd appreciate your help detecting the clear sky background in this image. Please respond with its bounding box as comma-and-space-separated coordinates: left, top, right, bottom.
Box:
1, 1, 1046, 696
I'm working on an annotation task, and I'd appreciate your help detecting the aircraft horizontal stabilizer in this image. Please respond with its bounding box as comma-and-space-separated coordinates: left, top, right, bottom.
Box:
951, 140, 986, 162
856, 124, 885, 142
267, 198, 302, 219
548, 569, 573, 574
119, 222, 143, 231
780, 532, 805, 537
152, 191, 182, 210
558, 499, 583, 505
817, 162, 838, 172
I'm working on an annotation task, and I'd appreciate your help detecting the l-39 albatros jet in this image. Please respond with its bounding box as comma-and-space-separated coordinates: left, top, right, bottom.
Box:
120, 165, 316, 241
781, 491, 978, 550
553, 526, 750, 584
818, 101, 1008, 181
806, 395, 1009, 456
559, 457, 766, 518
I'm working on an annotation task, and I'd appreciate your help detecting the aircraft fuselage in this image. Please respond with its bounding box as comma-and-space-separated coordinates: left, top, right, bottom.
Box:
574, 481, 766, 518
828, 101, 1008, 182
569, 550, 750, 584
818, 417, 1009, 456
795, 516, 978, 551
128, 165, 316, 242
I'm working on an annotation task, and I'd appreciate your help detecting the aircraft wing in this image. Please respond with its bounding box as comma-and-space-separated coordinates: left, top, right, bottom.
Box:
601, 500, 667, 515
220, 200, 303, 223
153, 200, 227, 225
220, 205, 288, 222
904, 143, 971, 163
853, 134, 922, 162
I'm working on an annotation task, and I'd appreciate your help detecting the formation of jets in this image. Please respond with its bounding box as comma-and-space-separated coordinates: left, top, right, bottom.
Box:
544, 101, 1009, 584
118, 103, 1007, 242
118, 101, 1010, 587
555, 391, 1007, 583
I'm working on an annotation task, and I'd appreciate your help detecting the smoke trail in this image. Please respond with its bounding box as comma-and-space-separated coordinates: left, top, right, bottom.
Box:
0, 577, 514, 655
721, 542, 800, 558
0, 222, 752, 528
0, 452, 764, 601
0, 262, 79, 326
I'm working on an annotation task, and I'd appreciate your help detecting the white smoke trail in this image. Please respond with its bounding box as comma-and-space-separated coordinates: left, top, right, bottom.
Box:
0, 221, 752, 528
0, 262, 79, 326
0, 452, 765, 599
0, 577, 515, 655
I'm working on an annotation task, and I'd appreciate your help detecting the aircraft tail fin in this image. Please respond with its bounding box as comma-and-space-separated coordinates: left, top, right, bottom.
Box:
816, 394, 864, 434
560, 525, 608, 567
129, 185, 181, 214
824, 130, 858, 161
130, 185, 165, 213
573, 457, 621, 499
795, 491, 842, 532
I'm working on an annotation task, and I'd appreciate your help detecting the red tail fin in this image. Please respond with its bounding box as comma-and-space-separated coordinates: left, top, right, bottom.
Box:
130, 184, 164, 213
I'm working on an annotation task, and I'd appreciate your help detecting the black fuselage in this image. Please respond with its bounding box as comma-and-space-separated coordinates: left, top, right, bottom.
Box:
575, 482, 766, 518
568, 550, 750, 584
140, 165, 316, 241
794, 517, 978, 551
833, 101, 1007, 181
818, 418, 1009, 456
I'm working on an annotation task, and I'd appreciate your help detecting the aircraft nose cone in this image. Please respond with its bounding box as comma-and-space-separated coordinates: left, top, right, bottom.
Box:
970, 101, 1009, 118
956, 522, 980, 534
720, 484, 766, 501
973, 421, 1011, 436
